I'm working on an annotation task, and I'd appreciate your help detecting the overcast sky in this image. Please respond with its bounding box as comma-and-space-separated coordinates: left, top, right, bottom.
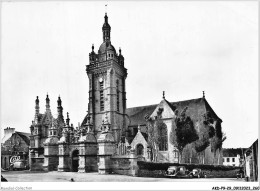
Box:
1, 1, 258, 148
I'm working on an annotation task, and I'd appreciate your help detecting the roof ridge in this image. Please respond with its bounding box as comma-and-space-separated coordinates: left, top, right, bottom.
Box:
127, 97, 203, 110
126, 103, 157, 110
203, 98, 222, 122
15, 131, 30, 134
15, 132, 30, 145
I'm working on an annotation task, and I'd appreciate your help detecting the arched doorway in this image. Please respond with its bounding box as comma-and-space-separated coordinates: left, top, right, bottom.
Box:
71, 150, 79, 172
136, 144, 144, 156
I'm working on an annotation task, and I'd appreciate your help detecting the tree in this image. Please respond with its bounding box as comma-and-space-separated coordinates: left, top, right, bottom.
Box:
195, 112, 216, 152
194, 112, 226, 164
210, 121, 221, 151
147, 119, 160, 162
146, 107, 167, 162
210, 119, 226, 164
174, 107, 199, 163
194, 136, 210, 153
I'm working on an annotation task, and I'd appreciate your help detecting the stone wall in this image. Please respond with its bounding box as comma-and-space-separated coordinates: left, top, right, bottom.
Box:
43, 157, 59, 171
138, 169, 239, 178
137, 161, 241, 178
85, 156, 98, 172
111, 155, 138, 176
30, 157, 44, 171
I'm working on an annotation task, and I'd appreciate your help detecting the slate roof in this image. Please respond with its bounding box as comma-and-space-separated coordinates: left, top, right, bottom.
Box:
126, 104, 157, 127
126, 98, 222, 127
2, 131, 31, 146
15, 132, 30, 145
1, 133, 13, 144
245, 139, 258, 155
222, 148, 247, 157
141, 132, 148, 142
98, 42, 116, 54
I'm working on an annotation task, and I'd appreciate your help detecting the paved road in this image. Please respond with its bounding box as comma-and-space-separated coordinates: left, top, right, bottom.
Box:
1, 170, 245, 182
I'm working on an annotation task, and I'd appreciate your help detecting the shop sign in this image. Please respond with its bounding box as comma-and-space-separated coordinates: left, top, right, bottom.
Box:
10, 156, 20, 164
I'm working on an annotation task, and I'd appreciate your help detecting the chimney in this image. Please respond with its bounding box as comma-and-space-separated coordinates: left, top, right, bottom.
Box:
4, 127, 15, 136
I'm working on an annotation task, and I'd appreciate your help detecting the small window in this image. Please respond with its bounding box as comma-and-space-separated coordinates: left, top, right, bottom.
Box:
112, 54, 113, 58
174, 150, 179, 158
54, 131, 56, 136
108, 54, 110, 57
227, 158, 230, 162
232, 158, 235, 162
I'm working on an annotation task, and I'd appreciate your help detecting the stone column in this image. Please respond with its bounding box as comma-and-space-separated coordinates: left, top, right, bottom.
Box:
78, 144, 86, 173
57, 143, 70, 172
29, 149, 35, 171
129, 149, 138, 176
78, 135, 98, 173
35, 135, 40, 148
43, 144, 59, 171
97, 131, 116, 174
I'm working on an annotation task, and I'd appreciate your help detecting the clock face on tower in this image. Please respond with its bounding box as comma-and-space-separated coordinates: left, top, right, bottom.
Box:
99, 77, 103, 82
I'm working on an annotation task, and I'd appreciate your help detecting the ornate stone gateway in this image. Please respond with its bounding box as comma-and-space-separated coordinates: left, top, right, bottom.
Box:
43, 113, 98, 172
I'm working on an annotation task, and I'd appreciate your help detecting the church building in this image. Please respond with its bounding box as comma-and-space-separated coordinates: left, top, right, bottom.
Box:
29, 13, 223, 172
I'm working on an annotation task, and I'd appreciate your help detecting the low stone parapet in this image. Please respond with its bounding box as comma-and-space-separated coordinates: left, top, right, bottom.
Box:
30, 157, 44, 171
111, 152, 138, 176
137, 161, 242, 178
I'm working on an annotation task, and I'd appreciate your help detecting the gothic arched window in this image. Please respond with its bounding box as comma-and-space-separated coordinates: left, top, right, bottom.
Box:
136, 144, 144, 156
158, 123, 168, 151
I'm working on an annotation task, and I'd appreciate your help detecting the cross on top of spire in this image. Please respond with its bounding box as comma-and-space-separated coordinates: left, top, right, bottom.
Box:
163, 91, 165, 99
105, 4, 108, 14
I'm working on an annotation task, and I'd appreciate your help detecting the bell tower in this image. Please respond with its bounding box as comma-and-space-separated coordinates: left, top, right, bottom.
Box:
85, 13, 127, 143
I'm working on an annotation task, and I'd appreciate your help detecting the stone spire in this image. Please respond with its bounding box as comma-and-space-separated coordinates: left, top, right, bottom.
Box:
89, 44, 96, 63
66, 112, 70, 127
45, 93, 51, 114
118, 47, 125, 65
102, 13, 111, 42
57, 95, 64, 122
34, 96, 40, 121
